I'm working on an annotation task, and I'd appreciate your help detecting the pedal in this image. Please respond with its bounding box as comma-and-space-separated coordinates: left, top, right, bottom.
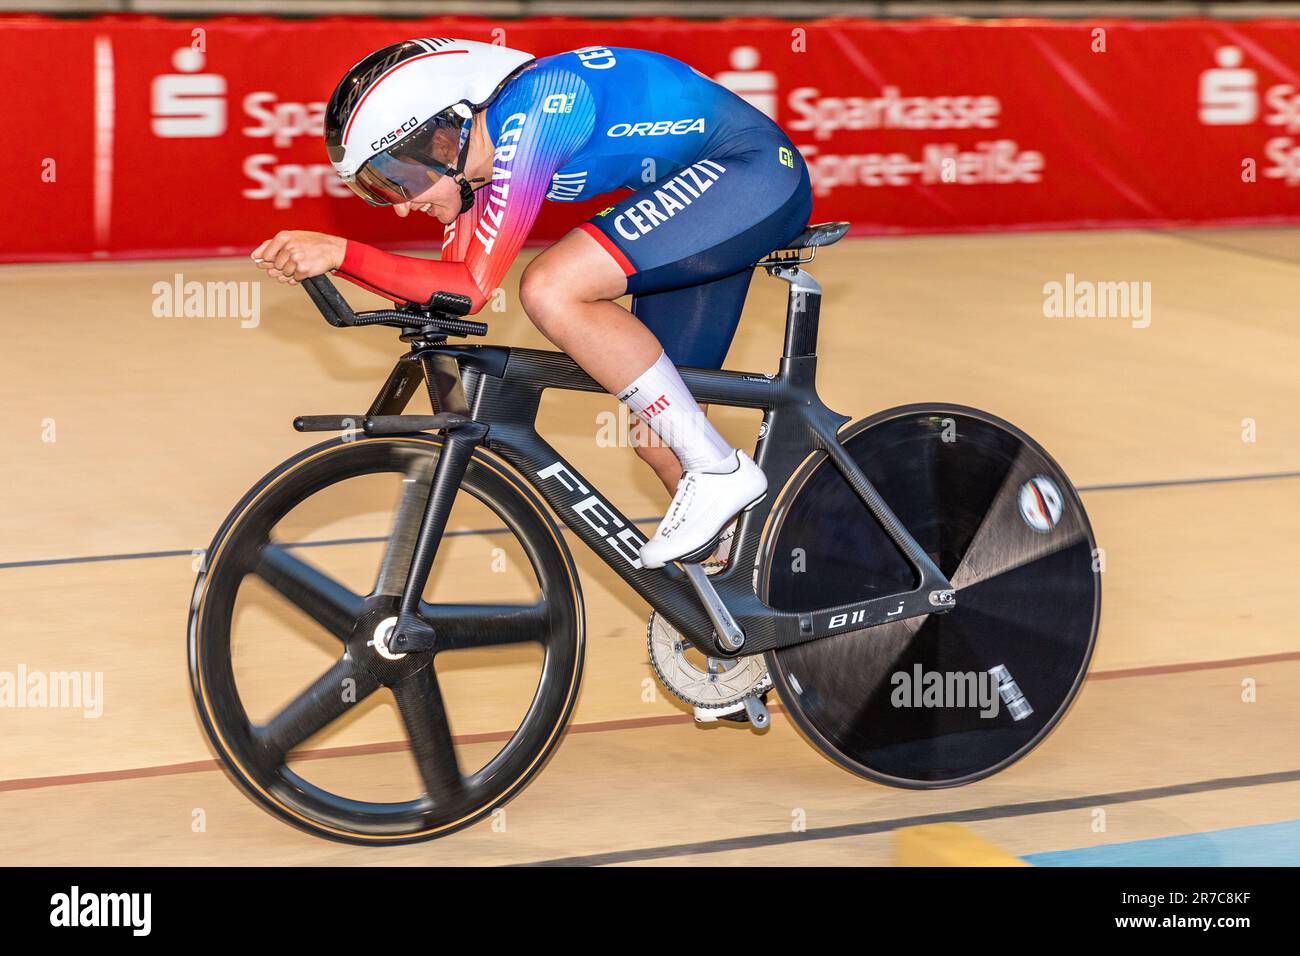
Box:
677, 495, 759, 566
693, 699, 747, 723
695, 692, 770, 728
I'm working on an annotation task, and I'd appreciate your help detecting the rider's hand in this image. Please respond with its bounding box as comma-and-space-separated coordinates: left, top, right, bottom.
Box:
251, 231, 346, 285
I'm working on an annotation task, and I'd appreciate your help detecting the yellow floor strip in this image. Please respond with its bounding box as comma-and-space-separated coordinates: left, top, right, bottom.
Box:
895, 824, 1030, 867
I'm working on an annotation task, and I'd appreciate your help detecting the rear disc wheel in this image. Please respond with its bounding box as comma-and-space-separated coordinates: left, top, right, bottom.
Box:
761, 404, 1100, 787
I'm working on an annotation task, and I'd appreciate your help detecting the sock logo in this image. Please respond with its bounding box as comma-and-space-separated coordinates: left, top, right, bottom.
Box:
638, 394, 671, 420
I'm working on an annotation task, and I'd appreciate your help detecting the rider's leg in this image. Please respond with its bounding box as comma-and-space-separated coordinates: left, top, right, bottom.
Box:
629, 402, 728, 494
518, 228, 654, 390
625, 271, 755, 566
624, 269, 755, 490
527, 136, 813, 568
629, 416, 684, 492
520, 230, 735, 476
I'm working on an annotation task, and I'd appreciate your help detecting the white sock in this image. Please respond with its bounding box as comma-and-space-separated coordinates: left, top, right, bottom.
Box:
618, 351, 734, 472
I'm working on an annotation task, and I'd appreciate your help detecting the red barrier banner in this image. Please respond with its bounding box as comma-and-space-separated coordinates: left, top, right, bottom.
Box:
2, 14, 1299, 262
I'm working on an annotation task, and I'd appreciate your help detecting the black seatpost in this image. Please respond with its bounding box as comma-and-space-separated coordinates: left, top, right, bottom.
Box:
774, 265, 823, 357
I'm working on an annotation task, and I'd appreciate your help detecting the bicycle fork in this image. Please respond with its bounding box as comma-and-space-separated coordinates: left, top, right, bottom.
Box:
386, 420, 489, 654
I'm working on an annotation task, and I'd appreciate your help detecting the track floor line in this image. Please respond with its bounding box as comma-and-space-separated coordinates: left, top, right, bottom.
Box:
3, 467, 1298, 571
521, 768, 1300, 867
5, 650, 1297, 794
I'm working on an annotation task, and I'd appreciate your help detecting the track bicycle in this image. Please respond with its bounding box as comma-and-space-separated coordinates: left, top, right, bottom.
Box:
188, 222, 1101, 844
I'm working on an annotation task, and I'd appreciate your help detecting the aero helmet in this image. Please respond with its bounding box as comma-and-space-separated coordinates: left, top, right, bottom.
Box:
325, 38, 535, 211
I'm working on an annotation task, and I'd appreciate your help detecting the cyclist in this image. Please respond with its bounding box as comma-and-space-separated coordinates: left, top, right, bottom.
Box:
252, 38, 813, 570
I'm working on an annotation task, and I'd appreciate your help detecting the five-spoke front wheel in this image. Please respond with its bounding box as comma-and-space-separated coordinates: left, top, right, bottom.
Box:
188, 435, 584, 844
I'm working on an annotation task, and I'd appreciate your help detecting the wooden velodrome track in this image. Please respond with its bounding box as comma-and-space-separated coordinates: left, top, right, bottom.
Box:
2, 227, 1297, 866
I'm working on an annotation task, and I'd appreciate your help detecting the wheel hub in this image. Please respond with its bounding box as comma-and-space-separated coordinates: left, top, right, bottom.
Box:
347, 604, 427, 685
369, 615, 405, 660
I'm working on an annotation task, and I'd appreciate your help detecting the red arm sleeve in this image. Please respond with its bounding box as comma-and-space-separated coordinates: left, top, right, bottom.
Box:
335, 240, 488, 313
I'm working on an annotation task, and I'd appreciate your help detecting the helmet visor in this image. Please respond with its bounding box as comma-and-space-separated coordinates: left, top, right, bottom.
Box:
345, 109, 467, 206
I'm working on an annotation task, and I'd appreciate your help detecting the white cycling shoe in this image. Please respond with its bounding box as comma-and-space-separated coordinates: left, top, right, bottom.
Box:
639, 450, 767, 570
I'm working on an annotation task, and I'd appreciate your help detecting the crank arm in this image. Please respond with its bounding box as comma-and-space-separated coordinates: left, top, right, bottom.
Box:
682, 562, 746, 652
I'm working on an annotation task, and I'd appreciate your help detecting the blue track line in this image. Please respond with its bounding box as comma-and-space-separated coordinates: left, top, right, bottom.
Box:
1024, 819, 1300, 866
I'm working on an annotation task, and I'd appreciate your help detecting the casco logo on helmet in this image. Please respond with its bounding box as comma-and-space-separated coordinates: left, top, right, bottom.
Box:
371, 117, 422, 153
606, 118, 706, 137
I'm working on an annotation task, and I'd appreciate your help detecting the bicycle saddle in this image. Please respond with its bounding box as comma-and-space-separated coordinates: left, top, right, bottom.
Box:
781, 221, 851, 250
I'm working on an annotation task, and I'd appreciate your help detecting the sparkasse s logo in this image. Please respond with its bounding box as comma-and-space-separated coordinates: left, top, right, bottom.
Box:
1197, 45, 1300, 184
1199, 46, 1258, 125
149, 45, 348, 207
151, 47, 226, 137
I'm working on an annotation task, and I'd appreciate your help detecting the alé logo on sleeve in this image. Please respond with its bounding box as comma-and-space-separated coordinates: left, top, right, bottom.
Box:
542, 93, 576, 114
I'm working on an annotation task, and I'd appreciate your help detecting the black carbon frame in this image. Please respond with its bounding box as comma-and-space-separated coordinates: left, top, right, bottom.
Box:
440, 358, 950, 657
300, 268, 954, 658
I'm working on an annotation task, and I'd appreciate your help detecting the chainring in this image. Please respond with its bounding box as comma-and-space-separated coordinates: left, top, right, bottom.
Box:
646, 612, 772, 709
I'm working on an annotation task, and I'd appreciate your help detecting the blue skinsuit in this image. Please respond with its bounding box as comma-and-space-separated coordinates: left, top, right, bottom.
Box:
483, 46, 813, 368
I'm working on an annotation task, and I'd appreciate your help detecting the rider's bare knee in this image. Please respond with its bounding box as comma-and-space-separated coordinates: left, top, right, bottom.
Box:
519, 255, 572, 335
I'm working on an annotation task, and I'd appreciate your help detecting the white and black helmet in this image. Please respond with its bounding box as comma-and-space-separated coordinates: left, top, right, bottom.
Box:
325, 38, 535, 209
